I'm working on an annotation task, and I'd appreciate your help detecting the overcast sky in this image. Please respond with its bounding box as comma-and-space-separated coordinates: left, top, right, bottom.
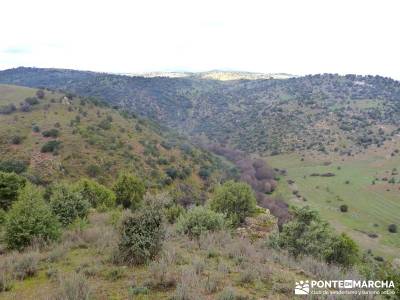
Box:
1, 0, 399, 78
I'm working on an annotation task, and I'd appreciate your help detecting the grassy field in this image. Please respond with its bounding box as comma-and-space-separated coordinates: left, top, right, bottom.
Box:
268, 144, 400, 260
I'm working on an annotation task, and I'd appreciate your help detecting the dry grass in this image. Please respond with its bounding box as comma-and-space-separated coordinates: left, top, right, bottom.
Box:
55, 272, 91, 300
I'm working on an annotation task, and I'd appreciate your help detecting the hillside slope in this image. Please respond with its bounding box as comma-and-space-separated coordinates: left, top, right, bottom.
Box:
1, 68, 400, 156
0, 84, 223, 199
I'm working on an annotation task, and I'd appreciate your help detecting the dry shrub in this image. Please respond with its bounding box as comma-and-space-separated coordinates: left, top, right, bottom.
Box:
203, 273, 222, 294
191, 257, 205, 275
46, 243, 70, 263
0, 269, 13, 292
198, 230, 232, 251
147, 258, 176, 289
161, 241, 185, 266
238, 264, 257, 284
7, 251, 40, 280
226, 238, 257, 265
217, 287, 247, 300
88, 212, 109, 227
61, 228, 86, 249
173, 267, 201, 300
217, 262, 230, 274
55, 272, 91, 300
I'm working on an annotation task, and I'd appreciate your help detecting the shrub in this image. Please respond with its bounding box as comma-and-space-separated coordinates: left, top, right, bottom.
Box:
113, 174, 146, 209
388, 224, 397, 233
13, 252, 40, 280
271, 206, 332, 258
210, 181, 256, 226
339, 204, 348, 212
42, 128, 60, 138
0, 159, 29, 174
129, 286, 149, 296
324, 233, 359, 268
271, 206, 360, 267
0, 208, 6, 225
56, 273, 91, 300
147, 259, 177, 289
86, 165, 101, 178
166, 167, 178, 180
20, 103, 31, 112
176, 206, 225, 239
41, 140, 62, 153
198, 167, 212, 180
32, 125, 40, 132
10, 135, 23, 145
165, 204, 185, 224
5, 184, 60, 250
117, 203, 164, 265
75, 179, 115, 209
0, 103, 16, 114
217, 287, 243, 300
98, 119, 111, 130
36, 90, 45, 99
105, 267, 125, 281
0, 171, 26, 210
0, 271, 13, 292
49, 184, 90, 226
25, 97, 39, 105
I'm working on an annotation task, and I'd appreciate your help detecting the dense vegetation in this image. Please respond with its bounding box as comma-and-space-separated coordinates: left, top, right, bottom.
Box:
0, 74, 399, 298
1, 68, 400, 155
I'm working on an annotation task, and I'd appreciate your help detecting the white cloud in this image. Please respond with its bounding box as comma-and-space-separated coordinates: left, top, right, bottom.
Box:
1, 0, 399, 78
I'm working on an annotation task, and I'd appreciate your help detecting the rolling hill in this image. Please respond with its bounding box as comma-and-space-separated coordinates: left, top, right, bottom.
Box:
0, 84, 365, 300
1, 67, 400, 157
1, 68, 399, 258
0, 84, 225, 201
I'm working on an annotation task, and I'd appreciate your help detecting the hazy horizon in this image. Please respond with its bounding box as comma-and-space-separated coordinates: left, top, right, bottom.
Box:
1, 0, 400, 79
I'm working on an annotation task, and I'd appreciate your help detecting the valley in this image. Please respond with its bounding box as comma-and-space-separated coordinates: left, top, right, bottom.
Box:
0, 69, 399, 299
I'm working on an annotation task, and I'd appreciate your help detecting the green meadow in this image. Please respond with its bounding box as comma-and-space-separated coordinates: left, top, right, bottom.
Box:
268, 150, 400, 259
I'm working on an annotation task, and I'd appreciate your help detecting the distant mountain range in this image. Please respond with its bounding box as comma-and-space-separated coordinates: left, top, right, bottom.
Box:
1, 67, 400, 156
119, 70, 296, 80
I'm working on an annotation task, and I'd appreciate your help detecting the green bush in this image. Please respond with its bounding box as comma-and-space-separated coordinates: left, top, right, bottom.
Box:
198, 167, 211, 180
36, 90, 45, 99
49, 184, 90, 226
41, 140, 62, 153
339, 204, 348, 212
210, 180, 256, 226
10, 135, 23, 145
0, 103, 16, 114
0, 160, 29, 174
42, 128, 60, 138
176, 206, 225, 239
271, 206, 332, 258
0, 208, 6, 225
75, 179, 116, 209
165, 204, 185, 224
113, 174, 145, 209
270, 206, 360, 267
388, 224, 397, 233
5, 184, 60, 250
86, 165, 101, 178
25, 97, 39, 105
0, 171, 26, 210
117, 203, 164, 265
324, 233, 359, 268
